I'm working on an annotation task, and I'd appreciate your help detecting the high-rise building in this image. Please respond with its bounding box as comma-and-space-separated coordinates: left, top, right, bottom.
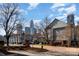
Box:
30, 20, 34, 28
24, 20, 36, 43
30, 20, 36, 43
16, 23, 23, 34
16, 23, 23, 44
30, 20, 36, 35
9, 23, 24, 44
25, 27, 30, 34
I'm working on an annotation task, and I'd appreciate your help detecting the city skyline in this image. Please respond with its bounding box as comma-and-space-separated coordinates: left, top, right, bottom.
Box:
0, 3, 79, 35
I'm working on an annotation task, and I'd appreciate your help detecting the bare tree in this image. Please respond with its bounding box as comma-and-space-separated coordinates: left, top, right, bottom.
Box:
0, 3, 20, 47
34, 17, 50, 49
40, 17, 50, 43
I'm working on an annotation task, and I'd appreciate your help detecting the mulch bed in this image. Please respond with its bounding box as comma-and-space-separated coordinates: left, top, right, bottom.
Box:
26, 47, 48, 52
3, 46, 48, 52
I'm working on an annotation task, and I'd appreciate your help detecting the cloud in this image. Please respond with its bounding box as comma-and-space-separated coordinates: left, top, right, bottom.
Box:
74, 15, 79, 25
49, 4, 77, 22
56, 15, 66, 20
48, 14, 53, 19
63, 13, 67, 16
51, 3, 65, 9
58, 4, 76, 14
75, 15, 79, 21
58, 7, 65, 12
33, 19, 41, 26
0, 28, 5, 36
27, 3, 39, 11
20, 9, 28, 15
23, 19, 30, 27
50, 3, 66, 12
65, 4, 76, 14
50, 3, 76, 14
50, 3, 68, 17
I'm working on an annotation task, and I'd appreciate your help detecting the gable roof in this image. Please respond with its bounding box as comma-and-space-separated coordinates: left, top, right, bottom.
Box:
46, 18, 67, 29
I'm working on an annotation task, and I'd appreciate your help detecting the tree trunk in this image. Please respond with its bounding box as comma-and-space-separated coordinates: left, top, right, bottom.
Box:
25, 40, 30, 47
41, 44, 43, 49
41, 42, 43, 49
6, 36, 10, 48
45, 30, 49, 44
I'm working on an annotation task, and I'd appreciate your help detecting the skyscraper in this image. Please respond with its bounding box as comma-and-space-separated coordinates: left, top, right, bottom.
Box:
30, 20, 35, 35
30, 20, 34, 28
30, 20, 36, 43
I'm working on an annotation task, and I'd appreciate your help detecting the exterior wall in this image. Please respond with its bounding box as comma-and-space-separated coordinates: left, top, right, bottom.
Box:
65, 25, 72, 41
9, 34, 24, 44
9, 35, 17, 44
48, 20, 67, 41
47, 20, 67, 45
53, 27, 66, 41
76, 25, 79, 46
65, 24, 76, 42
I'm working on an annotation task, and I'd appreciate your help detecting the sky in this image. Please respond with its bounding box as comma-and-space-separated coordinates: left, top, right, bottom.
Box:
0, 3, 79, 35
18, 3, 79, 25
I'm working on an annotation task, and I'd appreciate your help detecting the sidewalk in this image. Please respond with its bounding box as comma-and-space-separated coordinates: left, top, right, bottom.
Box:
8, 50, 65, 56
8, 51, 36, 56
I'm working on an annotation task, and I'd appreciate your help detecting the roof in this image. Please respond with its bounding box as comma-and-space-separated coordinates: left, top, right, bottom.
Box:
46, 18, 67, 29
